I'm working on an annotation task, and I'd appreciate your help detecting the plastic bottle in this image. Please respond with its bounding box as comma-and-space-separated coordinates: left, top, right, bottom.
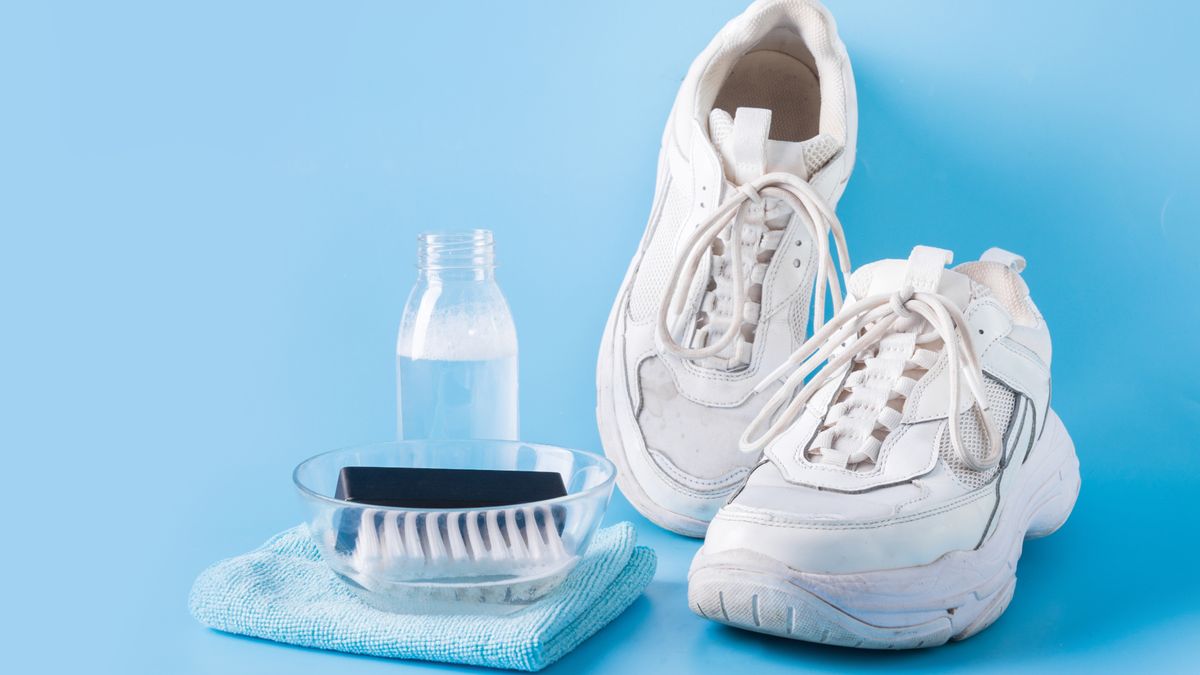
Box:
396, 229, 519, 440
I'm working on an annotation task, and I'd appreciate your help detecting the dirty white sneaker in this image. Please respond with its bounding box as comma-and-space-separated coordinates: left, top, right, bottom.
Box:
596, 0, 857, 537
689, 246, 1080, 647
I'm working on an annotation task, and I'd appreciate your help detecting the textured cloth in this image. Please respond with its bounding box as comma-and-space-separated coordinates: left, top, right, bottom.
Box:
189, 522, 655, 672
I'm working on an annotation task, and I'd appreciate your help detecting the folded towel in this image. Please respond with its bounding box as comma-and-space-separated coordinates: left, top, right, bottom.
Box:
189, 522, 655, 672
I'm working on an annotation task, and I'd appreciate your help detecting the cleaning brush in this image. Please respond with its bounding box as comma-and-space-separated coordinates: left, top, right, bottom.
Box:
336, 505, 570, 580
326, 466, 573, 582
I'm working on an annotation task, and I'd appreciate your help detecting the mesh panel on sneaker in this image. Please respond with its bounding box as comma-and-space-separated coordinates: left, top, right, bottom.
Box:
710, 108, 736, 146
628, 179, 691, 323
956, 261, 1036, 326
938, 375, 1017, 490
801, 134, 840, 177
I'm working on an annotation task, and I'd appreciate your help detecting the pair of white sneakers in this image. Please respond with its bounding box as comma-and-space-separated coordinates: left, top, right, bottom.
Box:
596, 0, 1080, 649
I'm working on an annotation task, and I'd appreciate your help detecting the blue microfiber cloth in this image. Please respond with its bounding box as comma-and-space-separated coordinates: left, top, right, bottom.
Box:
189, 521, 655, 672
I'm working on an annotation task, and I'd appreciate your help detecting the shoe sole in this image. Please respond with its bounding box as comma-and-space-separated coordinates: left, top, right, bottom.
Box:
687, 409, 1080, 648
595, 7, 859, 538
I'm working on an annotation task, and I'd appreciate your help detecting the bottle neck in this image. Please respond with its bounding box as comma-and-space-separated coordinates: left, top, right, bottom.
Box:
417, 229, 496, 282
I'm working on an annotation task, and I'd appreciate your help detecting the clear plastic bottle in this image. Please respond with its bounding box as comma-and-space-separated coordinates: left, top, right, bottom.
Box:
396, 230, 519, 440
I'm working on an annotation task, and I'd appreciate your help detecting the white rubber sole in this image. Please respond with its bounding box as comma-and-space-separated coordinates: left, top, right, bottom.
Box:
688, 409, 1080, 649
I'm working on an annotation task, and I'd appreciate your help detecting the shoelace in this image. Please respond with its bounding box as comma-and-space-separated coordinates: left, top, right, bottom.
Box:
739, 286, 1001, 472
656, 172, 851, 361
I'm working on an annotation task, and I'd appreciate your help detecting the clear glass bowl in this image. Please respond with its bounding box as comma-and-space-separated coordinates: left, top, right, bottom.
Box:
293, 440, 615, 614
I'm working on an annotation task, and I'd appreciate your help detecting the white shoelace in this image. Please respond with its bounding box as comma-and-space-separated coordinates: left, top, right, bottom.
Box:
739, 286, 1001, 472
656, 172, 850, 361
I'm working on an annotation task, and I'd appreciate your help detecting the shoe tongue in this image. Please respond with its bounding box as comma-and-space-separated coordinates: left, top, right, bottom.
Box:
709, 107, 840, 183
847, 246, 973, 309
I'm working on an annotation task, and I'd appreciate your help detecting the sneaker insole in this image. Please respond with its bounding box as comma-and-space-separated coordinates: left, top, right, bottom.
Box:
713, 49, 821, 142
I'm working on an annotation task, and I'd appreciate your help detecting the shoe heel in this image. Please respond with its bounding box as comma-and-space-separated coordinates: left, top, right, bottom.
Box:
1025, 410, 1081, 539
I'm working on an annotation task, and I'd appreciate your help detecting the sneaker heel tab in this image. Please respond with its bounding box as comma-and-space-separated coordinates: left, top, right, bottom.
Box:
980, 248, 1026, 274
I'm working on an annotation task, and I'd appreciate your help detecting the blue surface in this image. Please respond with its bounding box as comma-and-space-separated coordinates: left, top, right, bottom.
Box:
3, 1, 1198, 672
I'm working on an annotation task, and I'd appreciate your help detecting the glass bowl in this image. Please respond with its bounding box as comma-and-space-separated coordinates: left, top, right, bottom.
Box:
293, 439, 615, 614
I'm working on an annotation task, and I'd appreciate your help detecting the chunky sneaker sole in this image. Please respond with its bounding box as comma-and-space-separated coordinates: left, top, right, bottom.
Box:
689, 410, 1079, 648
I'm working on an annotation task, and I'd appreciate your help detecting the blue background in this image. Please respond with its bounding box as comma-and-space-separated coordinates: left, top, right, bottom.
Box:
3, 0, 1198, 672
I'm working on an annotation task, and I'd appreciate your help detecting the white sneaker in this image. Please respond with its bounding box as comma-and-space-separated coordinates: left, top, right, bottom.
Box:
689, 246, 1081, 648
596, 0, 857, 537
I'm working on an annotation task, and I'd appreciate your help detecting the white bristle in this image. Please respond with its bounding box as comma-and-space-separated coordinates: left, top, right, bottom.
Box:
383, 511, 405, 558
446, 512, 468, 560
466, 510, 487, 558
403, 511, 421, 559
486, 510, 506, 562
337, 505, 572, 580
